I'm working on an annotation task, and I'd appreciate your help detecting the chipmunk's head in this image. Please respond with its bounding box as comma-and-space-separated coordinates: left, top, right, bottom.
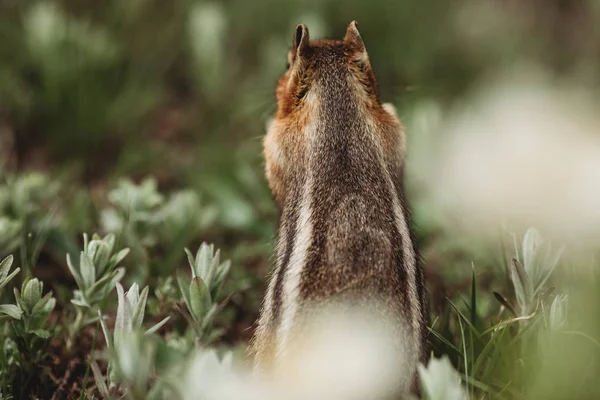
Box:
275, 21, 379, 118
265, 21, 403, 207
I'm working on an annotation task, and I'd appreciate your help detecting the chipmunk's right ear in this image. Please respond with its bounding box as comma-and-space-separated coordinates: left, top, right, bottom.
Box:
293, 24, 310, 59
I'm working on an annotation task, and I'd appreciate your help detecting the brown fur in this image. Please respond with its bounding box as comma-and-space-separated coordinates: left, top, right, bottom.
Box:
253, 21, 427, 395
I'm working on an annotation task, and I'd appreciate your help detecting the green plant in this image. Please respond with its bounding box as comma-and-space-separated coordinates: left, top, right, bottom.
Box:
98, 282, 170, 391
177, 243, 231, 344
0, 255, 56, 398
0, 172, 60, 276
66, 233, 129, 346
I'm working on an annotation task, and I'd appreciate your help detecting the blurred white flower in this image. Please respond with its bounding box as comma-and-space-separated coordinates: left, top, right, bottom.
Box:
416, 66, 600, 245
270, 303, 415, 400
418, 355, 466, 400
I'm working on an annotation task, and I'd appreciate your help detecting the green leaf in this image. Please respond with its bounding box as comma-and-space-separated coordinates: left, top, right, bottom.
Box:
189, 277, 210, 321
510, 258, 533, 315
22, 278, 42, 311
0, 304, 22, 319
145, 316, 171, 335
80, 252, 96, 290
31, 291, 55, 316
90, 267, 125, 303
115, 282, 133, 333
184, 248, 196, 278
109, 248, 130, 270
0, 254, 15, 283
177, 271, 192, 313
470, 265, 477, 325
131, 286, 149, 329
13, 287, 26, 313
32, 329, 51, 338
66, 253, 84, 289
88, 239, 111, 276
196, 243, 213, 279
98, 310, 112, 348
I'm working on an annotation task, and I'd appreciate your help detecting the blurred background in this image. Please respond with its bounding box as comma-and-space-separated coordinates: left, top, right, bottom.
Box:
2, 0, 600, 399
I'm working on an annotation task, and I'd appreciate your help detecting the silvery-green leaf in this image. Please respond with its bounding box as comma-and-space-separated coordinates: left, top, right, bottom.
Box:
126, 282, 140, 307
32, 329, 51, 338
88, 239, 110, 276
196, 243, 213, 279
66, 253, 84, 290
91, 267, 125, 303
13, 287, 26, 312
80, 252, 96, 290
131, 286, 149, 329
177, 271, 192, 313
0, 255, 20, 292
0, 254, 14, 281
109, 248, 130, 270
86, 266, 120, 299
22, 278, 42, 311
189, 277, 210, 321
200, 304, 219, 331
522, 227, 542, 279
206, 249, 221, 286
213, 260, 230, 292
510, 258, 532, 315
184, 248, 196, 278
71, 298, 90, 308
31, 291, 55, 315
145, 316, 171, 335
115, 282, 133, 333
0, 304, 22, 319
98, 310, 112, 348
549, 294, 569, 331
534, 245, 564, 297
112, 331, 155, 388
83, 233, 90, 252
418, 356, 466, 400
103, 233, 116, 253
90, 360, 111, 398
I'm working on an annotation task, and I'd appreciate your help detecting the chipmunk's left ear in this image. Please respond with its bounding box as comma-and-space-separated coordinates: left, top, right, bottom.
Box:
344, 21, 366, 52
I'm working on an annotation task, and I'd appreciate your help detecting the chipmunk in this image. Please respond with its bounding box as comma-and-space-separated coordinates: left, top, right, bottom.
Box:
252, 21, 427, 395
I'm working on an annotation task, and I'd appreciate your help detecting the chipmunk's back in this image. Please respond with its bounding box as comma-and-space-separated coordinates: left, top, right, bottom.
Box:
253, 21, 427, 396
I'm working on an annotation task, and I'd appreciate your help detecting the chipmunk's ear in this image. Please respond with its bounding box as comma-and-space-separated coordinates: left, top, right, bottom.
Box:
293, 24, 310, 58
344, 20, 366, 52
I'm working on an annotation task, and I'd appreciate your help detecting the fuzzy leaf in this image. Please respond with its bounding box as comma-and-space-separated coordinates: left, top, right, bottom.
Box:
145, 316, 171, 335
189, 277, 210, 321
549, 294, 569, 331
13, 287, 26, 312
184, 248, 196, 278
522, 227, 542, 277
66, 253, 84, 290
31, 291, 55, 315
32, 329, 51, 338
88, 239, 111, 276
115, 282, 133, 333
98, 311, 112, 348
0, 254, 15, 283
80, 252, 96, 290
510, 258, 533, 315
0, 304, 22, 319
90, 267, 125, 303
177, 271, 192, 313
22, 278, 42, 311
131, 285, 149, 329
109, 248, 130, 270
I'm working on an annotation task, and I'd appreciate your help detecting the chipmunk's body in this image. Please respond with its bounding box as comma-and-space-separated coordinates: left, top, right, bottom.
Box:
253, 22, 426, 394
